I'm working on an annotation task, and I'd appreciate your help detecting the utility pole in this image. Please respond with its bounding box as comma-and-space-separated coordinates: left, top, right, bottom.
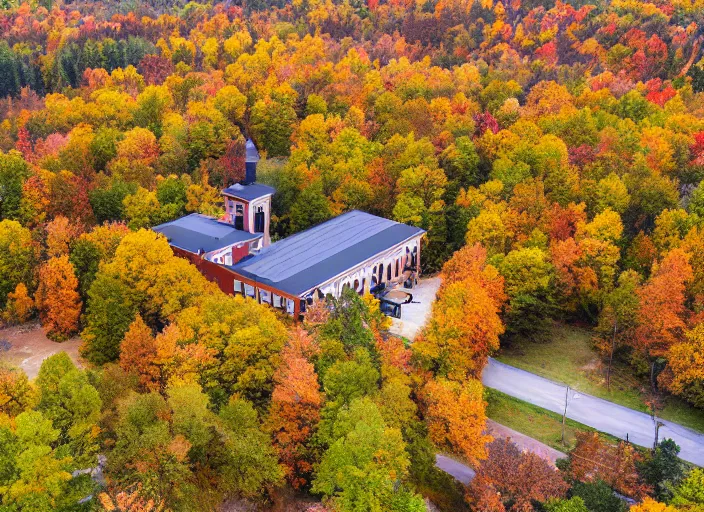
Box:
654, 420, 665, 451
562, 386, 570, 446
562, 386, 581, 446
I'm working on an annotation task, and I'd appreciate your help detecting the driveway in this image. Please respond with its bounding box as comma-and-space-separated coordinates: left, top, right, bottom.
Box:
389, 276, 441, 341
0, 322, 83, 379
483, 358, 704, 466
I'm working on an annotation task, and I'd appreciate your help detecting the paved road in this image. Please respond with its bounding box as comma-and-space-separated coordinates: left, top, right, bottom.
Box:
435, 419, 566, 484
435, 454, 476, 484
483, 358, 704, 466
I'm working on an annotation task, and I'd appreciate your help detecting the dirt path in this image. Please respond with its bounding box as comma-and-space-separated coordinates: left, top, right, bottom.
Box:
0, 322, 84, 379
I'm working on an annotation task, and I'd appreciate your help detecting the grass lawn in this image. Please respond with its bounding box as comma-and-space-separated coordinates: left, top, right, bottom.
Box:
495, 323, 704, 433
484, 387, 613, 452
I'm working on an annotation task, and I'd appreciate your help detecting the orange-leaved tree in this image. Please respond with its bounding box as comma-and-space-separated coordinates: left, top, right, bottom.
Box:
414, 243, 505, 380
35, 255, 82, 342
3, 282, 34, 324
632, 248, 693, 389
420, 377, 491, 465
265, 327, 322, 490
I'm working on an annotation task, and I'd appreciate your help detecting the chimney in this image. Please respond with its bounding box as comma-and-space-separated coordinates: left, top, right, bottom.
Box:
244, 139, 260, 185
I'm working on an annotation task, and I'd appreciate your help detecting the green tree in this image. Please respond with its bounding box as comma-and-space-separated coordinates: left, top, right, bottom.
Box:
638, 439, 684, 503
36, 353, 101, 465
0, 410, 91, 511
81, 273, 137, 365
69, 238, 102, 302
289, 183, 333, 233
571, 480, 627, 512
499, 247, 556, 341
545, 496, 589, 512
89, 180, 136, 224
218, 396, 284, 497
0, 220, 36, 309
0, 151, 30, 221
312, 397, 424, 512
671, 468, 704, 510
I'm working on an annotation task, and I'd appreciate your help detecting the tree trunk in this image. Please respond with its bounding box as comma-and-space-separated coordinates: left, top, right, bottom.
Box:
679, 36, 702, 77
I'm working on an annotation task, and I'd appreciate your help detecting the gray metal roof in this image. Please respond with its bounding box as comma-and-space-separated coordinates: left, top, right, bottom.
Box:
222, 182, 275, 202
229, 210, 425, 296
153, 213, 261, 254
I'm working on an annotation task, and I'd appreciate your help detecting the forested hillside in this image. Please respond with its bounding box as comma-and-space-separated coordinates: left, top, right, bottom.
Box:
2, 0, 704, 510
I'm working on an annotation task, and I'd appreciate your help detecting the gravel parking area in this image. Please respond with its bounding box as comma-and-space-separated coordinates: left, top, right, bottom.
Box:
389, 276, 441, 341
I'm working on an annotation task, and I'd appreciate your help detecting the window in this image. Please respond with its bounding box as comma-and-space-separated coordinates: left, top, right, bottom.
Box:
387, 264, 392, 281
260, 289, 271, 305
233, 280, 242, 294
273, 294, 282, 308
254, 205, 265, 233
244, 284, 256, 298
395, 259, 399, 277
235, 204, 244, 230
286, 298, 295, 315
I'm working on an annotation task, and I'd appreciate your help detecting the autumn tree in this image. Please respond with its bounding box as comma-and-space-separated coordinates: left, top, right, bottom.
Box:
499, 247, 557, 341
567, 431, 649, 498
659, 323, 704, 408
3, 282, 34, 324
45, 215, 83, 258
415, 276, 504, 380
420, 378, 491, 464
266, 328, 322, 490
630, 498, 679, 512
0, 364, 37, 417
35, 256, 82, 341
467, 438, 569, 511
633, 248, 693, 388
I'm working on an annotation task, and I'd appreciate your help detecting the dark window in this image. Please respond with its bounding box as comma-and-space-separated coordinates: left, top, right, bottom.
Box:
235, 204, 244, 230
387, 264, 392, 281
254, 206, 265, 233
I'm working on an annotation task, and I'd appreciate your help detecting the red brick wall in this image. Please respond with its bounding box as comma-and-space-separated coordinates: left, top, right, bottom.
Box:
170, 246, 302, 316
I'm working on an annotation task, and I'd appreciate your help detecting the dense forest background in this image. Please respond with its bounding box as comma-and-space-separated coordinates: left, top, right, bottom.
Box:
2, 0, 704, 510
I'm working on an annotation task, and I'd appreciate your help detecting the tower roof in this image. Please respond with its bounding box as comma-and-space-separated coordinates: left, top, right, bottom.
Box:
222, 182, 275, 202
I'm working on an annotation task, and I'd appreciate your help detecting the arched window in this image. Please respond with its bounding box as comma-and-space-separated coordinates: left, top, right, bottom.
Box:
387, 264, 392, 281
